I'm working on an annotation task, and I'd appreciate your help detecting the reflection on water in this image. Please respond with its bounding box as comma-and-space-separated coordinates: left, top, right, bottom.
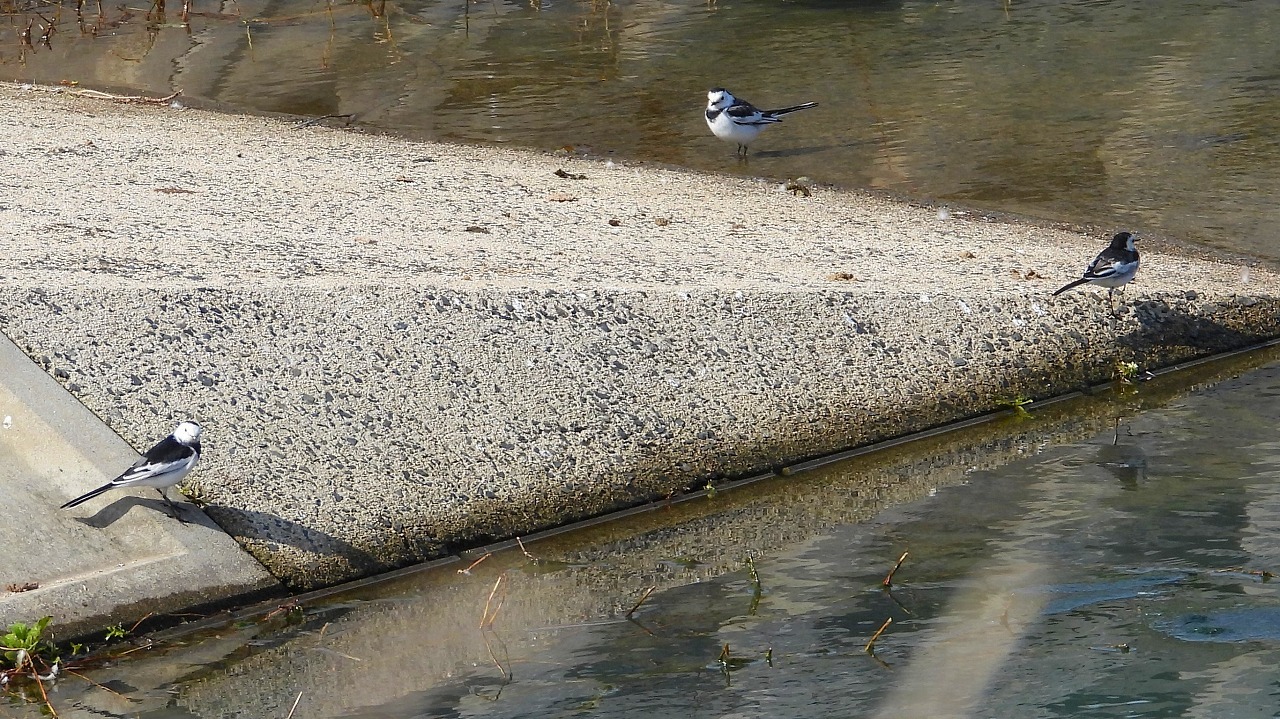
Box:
4, 0, 1280, 258
21, 349, 1280, 717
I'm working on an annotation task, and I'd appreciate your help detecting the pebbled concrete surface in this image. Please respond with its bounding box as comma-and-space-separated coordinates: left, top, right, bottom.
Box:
3, 82, 1280, 591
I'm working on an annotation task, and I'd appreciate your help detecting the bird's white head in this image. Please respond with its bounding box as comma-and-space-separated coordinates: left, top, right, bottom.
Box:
706, 87, 734, 111
173, 421, 203, 445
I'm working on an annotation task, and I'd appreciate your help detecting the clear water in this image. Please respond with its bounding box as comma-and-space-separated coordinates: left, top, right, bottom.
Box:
21, 348, 1280, 718
4, 0, 1280, 258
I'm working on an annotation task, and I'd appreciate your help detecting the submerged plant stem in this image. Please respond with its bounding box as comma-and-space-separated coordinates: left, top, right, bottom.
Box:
625, 585, 656, 618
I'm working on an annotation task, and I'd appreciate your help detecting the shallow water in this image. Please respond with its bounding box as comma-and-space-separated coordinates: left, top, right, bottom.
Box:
19, 347, 1280, 718
4, 0, 1280, 258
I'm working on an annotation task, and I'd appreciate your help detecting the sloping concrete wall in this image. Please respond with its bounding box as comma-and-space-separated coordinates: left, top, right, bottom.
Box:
3, 82, 1279, 596
3, 286, 1278, 592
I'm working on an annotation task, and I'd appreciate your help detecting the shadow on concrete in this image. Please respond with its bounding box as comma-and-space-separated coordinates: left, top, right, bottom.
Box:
205, 506, 389, 580
73, 497, 217, 529
1120, 297, 1266, 353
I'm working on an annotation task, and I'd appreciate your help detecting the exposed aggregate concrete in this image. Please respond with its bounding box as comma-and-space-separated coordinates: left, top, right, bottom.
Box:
3, 82, 1280, 589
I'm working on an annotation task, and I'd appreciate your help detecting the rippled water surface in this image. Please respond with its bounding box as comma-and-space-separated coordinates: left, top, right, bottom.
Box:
17, 350, 1280, 717
4, 0, 1280, 257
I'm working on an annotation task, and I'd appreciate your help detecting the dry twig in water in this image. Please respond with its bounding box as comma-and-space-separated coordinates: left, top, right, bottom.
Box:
515, 536, 537, 563
66, 669, 131, 700
458, 553, 491, 575
625, 585, 656, 618
882, 551, 908, 587
481, 628, 512, 682
863, 617, 893, 654
129, 611, 155, 634
480, 574, 506, 629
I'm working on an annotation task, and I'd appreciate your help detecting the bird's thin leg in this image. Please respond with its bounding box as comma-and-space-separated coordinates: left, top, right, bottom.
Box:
157, 488, 189, 524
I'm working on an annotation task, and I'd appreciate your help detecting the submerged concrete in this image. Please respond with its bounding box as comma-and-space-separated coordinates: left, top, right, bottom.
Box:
2, 82, 1280, 595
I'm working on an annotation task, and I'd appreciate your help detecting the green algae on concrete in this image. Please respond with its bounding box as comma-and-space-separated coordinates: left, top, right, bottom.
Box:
2, 82, 1280, 592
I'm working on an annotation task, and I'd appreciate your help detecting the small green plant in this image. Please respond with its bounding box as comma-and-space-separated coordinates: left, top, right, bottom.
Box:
1, 617, 54, 669
2, 617, 61, 715
179, 479, 211, 507
104, 623, 128, 641
1115, 360, 1140, 383
1000, 396, 1034, 418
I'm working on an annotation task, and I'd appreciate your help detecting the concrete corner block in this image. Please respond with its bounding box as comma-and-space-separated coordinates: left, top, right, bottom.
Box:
0, 332, 284, 639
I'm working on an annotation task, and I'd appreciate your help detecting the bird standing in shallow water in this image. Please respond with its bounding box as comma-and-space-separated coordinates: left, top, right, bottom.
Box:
705, 87, 818, 157
1053, 232, 1140, 309
61, 421, 202, 520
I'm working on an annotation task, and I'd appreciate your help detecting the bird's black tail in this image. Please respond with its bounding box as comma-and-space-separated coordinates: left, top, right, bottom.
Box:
60, 482, 114, 509
765, 101, 819, 118
1052, 278, 1091, 296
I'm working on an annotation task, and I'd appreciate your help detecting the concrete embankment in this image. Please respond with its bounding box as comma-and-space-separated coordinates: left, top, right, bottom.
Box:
2, 81, 1280, 619
44, 343, 1280, 717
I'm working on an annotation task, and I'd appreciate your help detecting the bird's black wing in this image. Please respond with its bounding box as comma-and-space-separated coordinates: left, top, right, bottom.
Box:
724, 101, 777, 126
141, 435, 196, 465
1082, 250, 1126, 280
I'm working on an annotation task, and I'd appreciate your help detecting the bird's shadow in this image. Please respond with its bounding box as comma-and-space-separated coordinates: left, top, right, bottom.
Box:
1117, 297, 1262, 353
203, 506, 403, 579
72, 496, 219, 530
746, 138, 877, 160
73, 498, 435, 584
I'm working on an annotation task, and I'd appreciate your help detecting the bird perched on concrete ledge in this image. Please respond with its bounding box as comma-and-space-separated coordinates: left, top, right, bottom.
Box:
60, 421, 203, 520
705, 87, 818, 157
1053, 232, 1140, 307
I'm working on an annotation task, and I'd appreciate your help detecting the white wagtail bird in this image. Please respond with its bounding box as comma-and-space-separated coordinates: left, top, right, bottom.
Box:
1052, 232, 1140, 308
705, 87, 818, 156
61, 421, 202, 520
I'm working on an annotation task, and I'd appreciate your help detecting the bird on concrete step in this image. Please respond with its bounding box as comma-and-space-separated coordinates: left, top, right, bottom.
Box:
1052, 232, 1140, 307
60, 420, 202, 520
705, 87, 818, 157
